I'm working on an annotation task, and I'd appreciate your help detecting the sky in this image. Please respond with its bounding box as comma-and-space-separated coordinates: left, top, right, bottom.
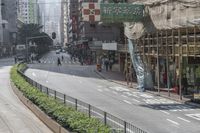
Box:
38, 0, 61, 42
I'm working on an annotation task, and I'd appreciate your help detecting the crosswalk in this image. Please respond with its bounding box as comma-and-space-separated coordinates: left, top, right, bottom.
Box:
108, 86, 197, 112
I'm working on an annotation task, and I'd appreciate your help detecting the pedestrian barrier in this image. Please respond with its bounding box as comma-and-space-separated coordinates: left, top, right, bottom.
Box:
17, 68, 148, 133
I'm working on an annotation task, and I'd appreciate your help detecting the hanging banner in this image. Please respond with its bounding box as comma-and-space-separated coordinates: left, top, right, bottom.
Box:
81, 3, 144, 22
100, 3, 144, 23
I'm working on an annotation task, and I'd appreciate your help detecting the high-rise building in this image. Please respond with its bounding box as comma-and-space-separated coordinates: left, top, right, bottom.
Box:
60, 0, 69, 47
18, 0, 40, 24
0, 0, 18, 56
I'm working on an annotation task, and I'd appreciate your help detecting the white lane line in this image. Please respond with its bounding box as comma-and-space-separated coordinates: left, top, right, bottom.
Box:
132, 98, 140, 103
122, 95, 128, 98
177, 117, 191, 123
185, 113, 200, 121
97, 89, 103, 92
32, 72, 36, 77
160, 110, 170, 115
167, 119, 180, 125
123, 100, 132, 105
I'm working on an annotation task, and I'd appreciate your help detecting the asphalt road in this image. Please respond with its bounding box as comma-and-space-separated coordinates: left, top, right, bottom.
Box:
0, 58, 52, 133
25, 51, 200, 133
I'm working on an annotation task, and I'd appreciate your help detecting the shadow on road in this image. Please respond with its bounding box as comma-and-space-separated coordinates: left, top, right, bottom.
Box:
140, 103, 199, 111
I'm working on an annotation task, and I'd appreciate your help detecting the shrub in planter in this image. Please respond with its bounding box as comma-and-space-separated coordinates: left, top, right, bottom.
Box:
11, 64, 112, 133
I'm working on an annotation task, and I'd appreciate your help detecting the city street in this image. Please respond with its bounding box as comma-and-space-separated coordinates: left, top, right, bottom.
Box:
0, 58, 52, 133
25, 51, 200, 133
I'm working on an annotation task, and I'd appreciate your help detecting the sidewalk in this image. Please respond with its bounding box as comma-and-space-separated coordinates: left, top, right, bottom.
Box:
94, 68, 200, 107
0, 61, 52, 132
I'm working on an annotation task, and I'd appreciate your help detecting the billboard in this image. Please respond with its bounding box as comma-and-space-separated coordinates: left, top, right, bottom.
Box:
102, 42, 117, 51
81, 3, 144, 22
100, 3, 144, 23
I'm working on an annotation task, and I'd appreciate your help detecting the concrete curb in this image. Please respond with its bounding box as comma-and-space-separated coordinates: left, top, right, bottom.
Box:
94, 70, 200, 108
10, 81, 73, 133
94, 70, 127, 86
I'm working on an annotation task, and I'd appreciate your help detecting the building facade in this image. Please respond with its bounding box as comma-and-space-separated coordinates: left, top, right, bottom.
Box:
60, 0, 69, 47
18, 0, 40, 24
0, 0, 18, 56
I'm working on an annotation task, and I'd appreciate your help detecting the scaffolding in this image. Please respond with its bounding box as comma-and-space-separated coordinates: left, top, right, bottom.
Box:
134, 26, 200, 100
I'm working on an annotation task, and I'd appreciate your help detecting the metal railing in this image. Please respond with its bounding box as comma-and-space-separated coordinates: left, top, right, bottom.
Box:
17, 68, 148, 133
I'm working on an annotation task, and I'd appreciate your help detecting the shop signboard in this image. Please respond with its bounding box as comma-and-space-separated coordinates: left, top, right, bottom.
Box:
100, 3, 144, 23
102, 42, 117, 51
81, 3, 144, 22
194, 93, 200, 100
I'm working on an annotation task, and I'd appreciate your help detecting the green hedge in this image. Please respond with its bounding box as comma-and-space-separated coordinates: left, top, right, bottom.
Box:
11, 64, 111, 133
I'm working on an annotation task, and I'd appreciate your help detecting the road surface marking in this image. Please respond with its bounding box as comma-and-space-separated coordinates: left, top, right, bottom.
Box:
177, 117, 191, 123
167, 119, 180, 125
140, 94, 153, 98
46, 80, 49, 83
123, 92, 133, 96
97, 89, 103, 92
123, 100, 132, 105
122, 95, 128, 98
160, 110, 170, 115
132, 98, 140, 103
185, 113, 200, 121
32, 72, 36, 77
109, 86, 129, 92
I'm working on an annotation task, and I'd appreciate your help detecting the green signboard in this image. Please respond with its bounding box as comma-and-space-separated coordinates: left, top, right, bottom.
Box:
100, 3, 144, 23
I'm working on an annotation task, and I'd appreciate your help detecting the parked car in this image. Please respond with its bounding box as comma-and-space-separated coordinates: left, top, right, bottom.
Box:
56, 50, 60, 54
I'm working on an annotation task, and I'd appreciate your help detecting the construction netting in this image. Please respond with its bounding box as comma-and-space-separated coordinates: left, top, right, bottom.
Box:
125, 0, 200, 39
128, 39, 154, 90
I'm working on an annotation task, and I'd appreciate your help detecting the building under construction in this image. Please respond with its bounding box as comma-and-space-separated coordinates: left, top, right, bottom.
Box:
124, 0, 200, 101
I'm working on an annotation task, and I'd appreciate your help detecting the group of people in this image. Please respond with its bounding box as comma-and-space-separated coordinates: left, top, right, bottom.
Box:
100, 57, 114, 71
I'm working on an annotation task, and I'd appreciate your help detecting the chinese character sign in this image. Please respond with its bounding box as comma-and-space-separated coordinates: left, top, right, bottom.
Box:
100, 3, 144, 23
81, 3, 144, 22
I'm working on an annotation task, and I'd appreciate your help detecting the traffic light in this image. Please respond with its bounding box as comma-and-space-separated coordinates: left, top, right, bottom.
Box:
52, 32, 56, 39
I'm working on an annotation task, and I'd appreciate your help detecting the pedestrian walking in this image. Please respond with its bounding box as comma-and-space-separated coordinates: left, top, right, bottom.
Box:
109, 59, 114, 71
57, 57, 61, 66
105, 58, 109, 71
61, 56, 64, 61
